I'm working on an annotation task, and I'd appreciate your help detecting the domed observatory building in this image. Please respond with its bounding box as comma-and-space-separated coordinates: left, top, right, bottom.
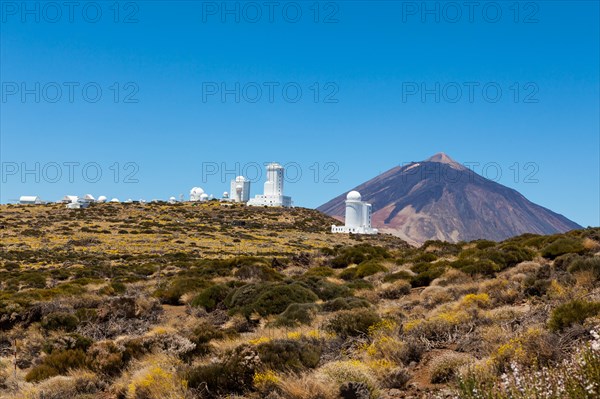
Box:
189, 187, 205, 202
230, 176, 251, 203
247, 163, 292, 207
331, 191, 378, 234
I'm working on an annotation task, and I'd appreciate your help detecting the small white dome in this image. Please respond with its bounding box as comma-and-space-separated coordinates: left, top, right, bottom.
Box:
109, 198, 120, 203
190, 187, 204, 195
346, 191, 362, 201
200, 193, 209, 199
223, 192, 229, 198
97, 195, 107, 202
236, 184, 243, 192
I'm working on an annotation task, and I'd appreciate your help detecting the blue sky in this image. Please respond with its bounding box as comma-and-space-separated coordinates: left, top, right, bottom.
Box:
1, 0, 598, 227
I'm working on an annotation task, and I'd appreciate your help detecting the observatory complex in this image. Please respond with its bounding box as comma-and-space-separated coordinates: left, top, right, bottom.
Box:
247, 162, 292, 207
230, 176, 251, 203
331, 191, 378, 235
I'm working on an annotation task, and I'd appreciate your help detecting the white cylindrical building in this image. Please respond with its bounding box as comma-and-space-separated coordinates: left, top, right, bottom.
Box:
345, 191, 363, 229
264, 163, 284, 197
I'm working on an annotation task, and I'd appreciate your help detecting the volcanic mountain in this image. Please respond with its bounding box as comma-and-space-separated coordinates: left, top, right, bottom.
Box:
317, 153, 582, 245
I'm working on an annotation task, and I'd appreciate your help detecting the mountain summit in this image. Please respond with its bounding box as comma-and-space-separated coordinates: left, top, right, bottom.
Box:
318, 153, 581, 245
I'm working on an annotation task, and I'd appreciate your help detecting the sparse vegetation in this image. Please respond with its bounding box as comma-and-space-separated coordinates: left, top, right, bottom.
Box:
0, 203, 598, 398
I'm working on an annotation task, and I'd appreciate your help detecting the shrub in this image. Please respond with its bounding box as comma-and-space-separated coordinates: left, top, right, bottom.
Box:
411, 267, 445, 287
299, 276, 351, 300
225, 282, 318, 317
187, 345, 259, 396
548, 300, 600, 331
330, 244, 390, 269
541, 238, 585, 259
320, 360, 379, 399
381, 367, 411, 389
429, 352, 473, 383
305, 266, 336, 277
41, 312, 79, 332
87, 341, 126, 375
191, 284, 232, 312
383, 270, 413, 283
274, 303, 319, 327
155, 277, 210, 305
257, 338, 322, 371
25, 349, 88, 382
235, 263, 283, 281
322, 297, 371, 312
127, 359, 188, 399
568, 256, 600, 281
380, 280, 411, 299
325, 309, 381, 338
354, 260, 388, 278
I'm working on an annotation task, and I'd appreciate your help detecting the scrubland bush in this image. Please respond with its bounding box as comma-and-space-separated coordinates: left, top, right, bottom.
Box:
274, 303, 319, 327
492, 327, 560, 371
190, 284, 232, 312
325, 309, 381, 338
225, 282, 318, 317
330, 244, 390, 269
305, 266, 336, 278
568, 256, 600, 281
458, 330, 600, 399
26, 349, 88, 382
187, 345, 259, 396
320, 360, 379, 399
257, 338, 322, 371
548, 300, 600, 331
33, 371, 103, 399
380, 367, 410, 389
155, 277, 210, 305
298, 276, 350, 300
126, 357, 187, 399
379, 280, 411, 300
41, 312, 79, 332
322, 297, 371, 312
429, 352, 474, 383
541, 237, 585, 259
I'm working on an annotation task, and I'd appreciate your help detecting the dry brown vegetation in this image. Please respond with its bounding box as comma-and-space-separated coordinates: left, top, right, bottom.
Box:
0, 202, 599, 398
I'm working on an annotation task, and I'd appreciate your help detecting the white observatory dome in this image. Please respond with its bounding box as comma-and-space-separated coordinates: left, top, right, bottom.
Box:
223, 192, 229, 198
236, 184, 243, 192
347, 191, 362, 201
200, 193, 209, 201
190, 187, 204, 195
97, 195, 107, 203
109, 198, 120, 203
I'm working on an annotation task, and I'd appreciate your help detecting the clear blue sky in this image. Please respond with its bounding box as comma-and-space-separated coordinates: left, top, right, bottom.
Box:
1, 0, 598, 227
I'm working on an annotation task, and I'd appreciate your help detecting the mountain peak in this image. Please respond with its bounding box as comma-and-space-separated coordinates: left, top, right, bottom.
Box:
425, 152, 458, 164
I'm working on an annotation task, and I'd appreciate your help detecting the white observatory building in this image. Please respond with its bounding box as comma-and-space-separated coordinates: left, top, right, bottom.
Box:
189, 187, 205, 202
247, 162, 292, 207
230, 176, 251, 203
331, 191, 378, 235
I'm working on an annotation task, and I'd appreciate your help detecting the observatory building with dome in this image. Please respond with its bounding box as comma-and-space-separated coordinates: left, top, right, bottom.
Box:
230, 176, 251, 203
331, 191, 378, 234
247, 163, 292, 207
189, 187, 205, 202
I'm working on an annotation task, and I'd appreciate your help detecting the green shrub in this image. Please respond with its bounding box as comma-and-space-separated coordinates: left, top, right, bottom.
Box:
383, 270, 413, 283
322, 297, 371, 312
346, 279, 374, 290
41, 312, 79, 332
25, 349, 88, 382
330, 244, 390, 269
225, 282, 318, 317
568, 257, 600, 280
154, 277, 210, 305
191, 284, 232, 312
298, 276, 350, 300
355, 260, 388, 278
325, 309, 381, 337
274, 303, 319, 327
548, 300, 600, 331
257, 338, 321, 371
234, 263, 283, 281
410, 267, 445, 287
541, 238, 585, 259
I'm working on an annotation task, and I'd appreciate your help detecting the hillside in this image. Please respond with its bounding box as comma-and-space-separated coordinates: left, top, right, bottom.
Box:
318, 153, 581, 245
0, 203, 599, 399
